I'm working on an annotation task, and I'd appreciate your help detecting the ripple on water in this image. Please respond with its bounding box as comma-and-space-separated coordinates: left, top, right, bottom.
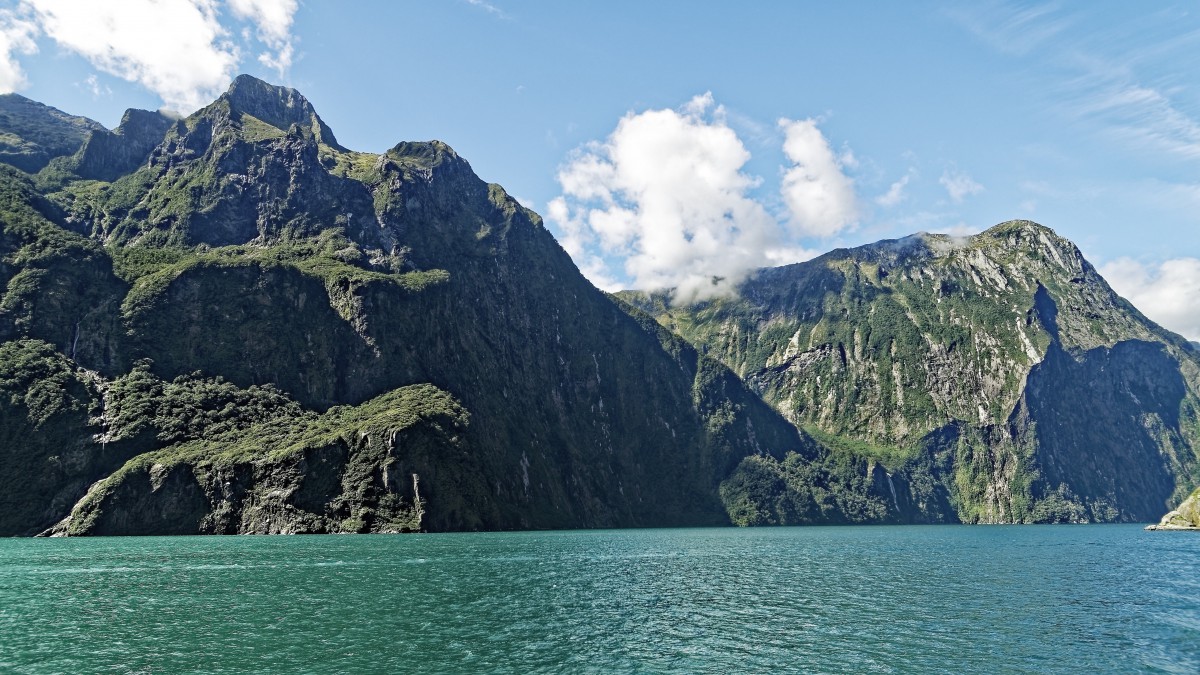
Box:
0, 526, 1197, 673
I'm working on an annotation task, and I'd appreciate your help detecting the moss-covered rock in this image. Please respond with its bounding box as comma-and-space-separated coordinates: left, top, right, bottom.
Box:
1146, 487, 1200, 530
53, 384, 469, 536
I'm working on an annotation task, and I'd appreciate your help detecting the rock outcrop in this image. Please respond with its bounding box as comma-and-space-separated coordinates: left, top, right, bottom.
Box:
1146, 488, 1200, 530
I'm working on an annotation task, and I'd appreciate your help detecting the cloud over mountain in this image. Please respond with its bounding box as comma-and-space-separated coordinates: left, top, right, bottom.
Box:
547, 94, 854, 301
1101, 257, 1200, 341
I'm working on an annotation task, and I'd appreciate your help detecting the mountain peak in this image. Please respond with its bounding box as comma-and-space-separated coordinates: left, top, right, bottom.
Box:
217, 74, 345, 151
980, 219, 1058, 239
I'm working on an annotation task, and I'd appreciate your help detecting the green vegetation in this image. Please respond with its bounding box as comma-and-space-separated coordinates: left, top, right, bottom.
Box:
119, 234, 449, 319
802, 424, 909, 473
719, 451, 888, 526
648, 223, 1200, 524
102, 360, 306, 446
0, 339, 107, 535
66, 384, 467, 536
0, 93, 104, 173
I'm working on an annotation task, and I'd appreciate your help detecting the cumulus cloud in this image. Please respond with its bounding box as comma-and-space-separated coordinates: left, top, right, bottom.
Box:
0, 9, 37, 92
939, 169, 984, 202
6, 0, 299, 113
547, 94, 830, 302
228, 0, 297, 74
24, 0, 238, 113
1100, 257, 1200, 341
779, 118, 859, 237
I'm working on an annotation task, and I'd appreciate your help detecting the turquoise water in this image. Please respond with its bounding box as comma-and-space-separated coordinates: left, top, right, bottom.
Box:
0, 525, 1196, 674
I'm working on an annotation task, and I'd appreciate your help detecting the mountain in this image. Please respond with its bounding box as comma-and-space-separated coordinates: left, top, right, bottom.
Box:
2, 78, 1194, 535
0, 94, 106, 173
0, 76, 860, 536
621, 223, 1200, 524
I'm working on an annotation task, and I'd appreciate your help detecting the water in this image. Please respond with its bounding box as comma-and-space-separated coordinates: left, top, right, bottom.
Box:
0, 525, 1196, 674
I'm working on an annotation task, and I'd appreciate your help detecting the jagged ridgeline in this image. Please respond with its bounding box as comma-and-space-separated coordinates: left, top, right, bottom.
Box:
2, 76, 1195, 535
622, 224, 1200, 524
0, 75, 836, 536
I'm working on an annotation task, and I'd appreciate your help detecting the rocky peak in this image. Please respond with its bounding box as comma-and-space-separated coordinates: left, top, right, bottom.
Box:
214, 74, 345, 151
69, 108, 176, 181
975, 220, 1086, 272
114, 108, 176, 139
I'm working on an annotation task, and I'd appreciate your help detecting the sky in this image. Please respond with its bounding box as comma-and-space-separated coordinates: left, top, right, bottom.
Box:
0, 1, 1197, 339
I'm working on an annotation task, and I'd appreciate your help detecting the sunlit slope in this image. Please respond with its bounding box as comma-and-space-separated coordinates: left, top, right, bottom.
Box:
622, 221, 1200, 523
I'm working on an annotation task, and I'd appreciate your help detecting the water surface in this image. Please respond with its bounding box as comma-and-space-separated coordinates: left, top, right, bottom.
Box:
1, 525, 1196, 673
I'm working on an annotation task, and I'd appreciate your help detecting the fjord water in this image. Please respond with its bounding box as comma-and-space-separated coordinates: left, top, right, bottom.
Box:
1, 526, 1196, 674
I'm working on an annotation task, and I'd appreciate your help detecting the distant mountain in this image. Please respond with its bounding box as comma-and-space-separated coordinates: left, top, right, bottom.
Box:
621, 222, 1200, 524
0, 93, 105, 173
0, 76, 840, 536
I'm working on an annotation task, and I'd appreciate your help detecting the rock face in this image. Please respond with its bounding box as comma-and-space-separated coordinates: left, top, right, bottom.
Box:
0, 94, 106, 173
0, 76, 829, 536
622, 223, 1200, 524
1147, 488, 1200, 530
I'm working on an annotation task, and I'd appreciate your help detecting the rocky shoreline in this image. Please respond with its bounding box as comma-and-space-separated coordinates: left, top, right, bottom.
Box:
1146, 488, 1200, 530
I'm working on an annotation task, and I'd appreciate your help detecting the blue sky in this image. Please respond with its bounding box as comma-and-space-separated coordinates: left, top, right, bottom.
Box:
1, 1, 1197, 338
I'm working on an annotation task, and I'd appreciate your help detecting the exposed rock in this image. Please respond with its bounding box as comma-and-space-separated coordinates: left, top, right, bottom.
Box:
624, 221, 1200, 524
1146, 488, 1200, 530
4, 77, 1195, 535
70, 108, 177, 182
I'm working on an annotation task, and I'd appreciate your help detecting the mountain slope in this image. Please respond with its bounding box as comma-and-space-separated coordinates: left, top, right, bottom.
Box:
0, 76, 848, 535
622, 222, 1200, 523
0, 94, 105, 173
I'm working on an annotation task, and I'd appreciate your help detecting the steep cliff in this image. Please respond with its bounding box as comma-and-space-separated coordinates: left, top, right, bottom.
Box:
0, 94, 105, 173
623, 222, 1200, 523
1, 76, 826, 535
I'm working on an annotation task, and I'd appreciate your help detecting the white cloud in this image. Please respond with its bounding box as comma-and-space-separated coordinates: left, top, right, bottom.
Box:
948, 3, 1072, 57
227, 0, 297, 74
9, 0, 299, 113
955, 3, 1200, 162
24, 0, 236, 113
779, 118, 859, 238
1075, 78, 1200, 160
465, 0, 510, 19
547, 94, 823, 302
936, 222, 983, 238
875, 172, 912, 207
1100, 257, 1200, 341
0, 9, 37, 92
79, 74, 111, 98
940, 169, 983, 202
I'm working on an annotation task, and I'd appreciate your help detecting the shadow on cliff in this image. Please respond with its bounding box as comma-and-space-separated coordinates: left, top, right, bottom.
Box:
1020, 284, 1184, 521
